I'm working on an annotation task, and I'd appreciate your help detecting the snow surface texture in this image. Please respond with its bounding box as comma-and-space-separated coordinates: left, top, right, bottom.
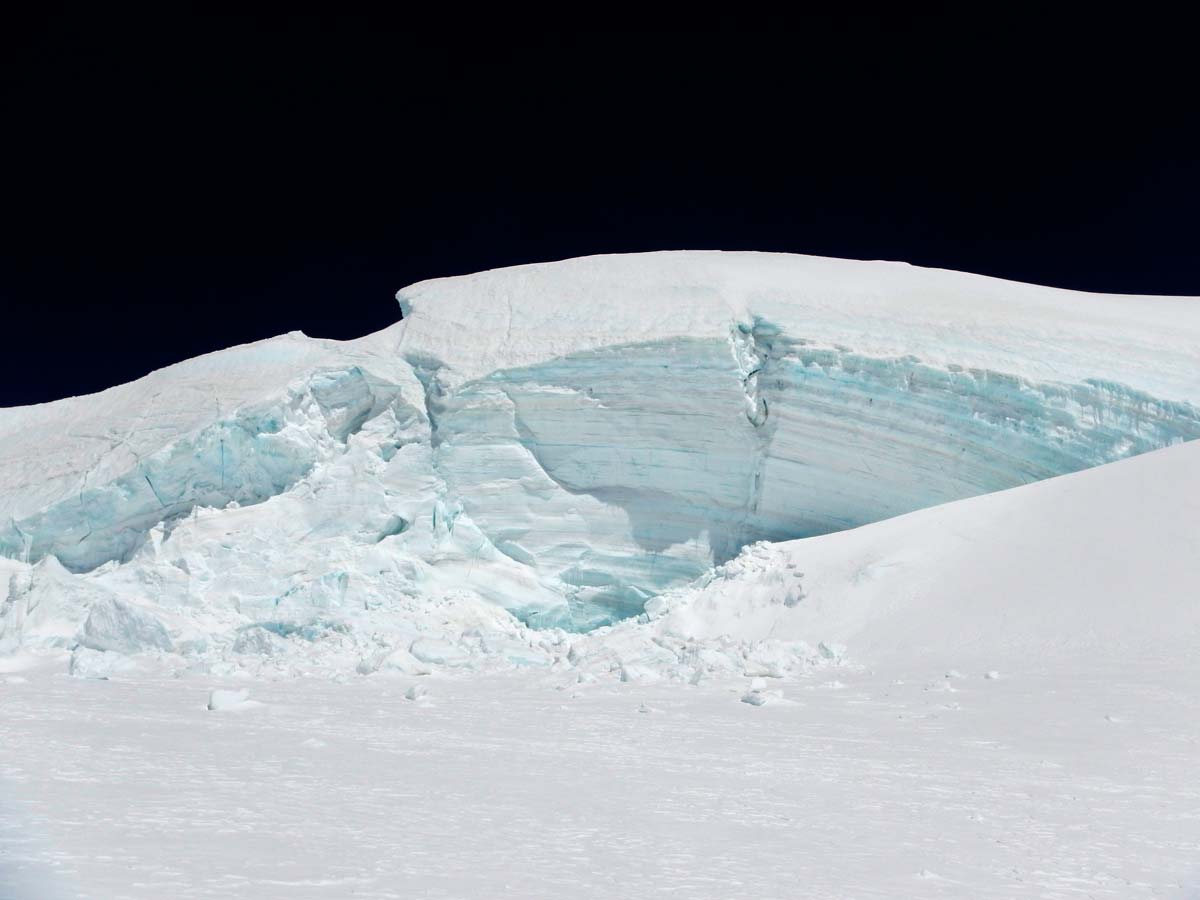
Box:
5, 658, 1199, 900
2, 252, 1199, 898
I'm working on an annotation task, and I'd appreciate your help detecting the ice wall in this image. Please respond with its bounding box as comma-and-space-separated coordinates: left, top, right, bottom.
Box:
429, 324, 1200, 627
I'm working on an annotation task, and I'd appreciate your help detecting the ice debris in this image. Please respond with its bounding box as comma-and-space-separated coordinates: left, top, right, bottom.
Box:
69, 647, 139, 680
207, 688, 252, 711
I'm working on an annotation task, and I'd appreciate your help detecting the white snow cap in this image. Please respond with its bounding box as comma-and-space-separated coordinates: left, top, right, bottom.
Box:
395, 250, 1200, 395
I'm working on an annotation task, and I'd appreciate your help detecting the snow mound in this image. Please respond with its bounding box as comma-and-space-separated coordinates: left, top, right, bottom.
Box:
640, 439, 1200, 664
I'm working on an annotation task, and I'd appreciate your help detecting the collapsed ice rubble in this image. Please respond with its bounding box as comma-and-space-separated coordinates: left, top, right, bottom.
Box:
1, 251, 1198, 678
1, 365, 410, 572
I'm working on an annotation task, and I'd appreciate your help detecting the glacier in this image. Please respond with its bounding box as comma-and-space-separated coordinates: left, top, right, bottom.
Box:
4, 251, 1199, 900
1, 251, 1199, 659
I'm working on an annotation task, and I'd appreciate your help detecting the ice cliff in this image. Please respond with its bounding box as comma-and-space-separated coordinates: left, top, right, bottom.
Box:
1, 252, 1198, 669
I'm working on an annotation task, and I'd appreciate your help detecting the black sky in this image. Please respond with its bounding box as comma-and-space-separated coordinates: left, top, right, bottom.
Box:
3, 17, 1197, 407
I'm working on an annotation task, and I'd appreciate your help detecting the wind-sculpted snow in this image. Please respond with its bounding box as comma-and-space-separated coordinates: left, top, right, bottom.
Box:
1, 252, 1199, 674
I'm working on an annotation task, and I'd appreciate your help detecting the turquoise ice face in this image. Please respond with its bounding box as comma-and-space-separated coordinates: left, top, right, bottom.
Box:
431, 322, 1200, 629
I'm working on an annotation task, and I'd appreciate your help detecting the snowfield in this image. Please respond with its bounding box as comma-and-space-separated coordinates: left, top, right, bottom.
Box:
1, 252, 1198, 898
4, 656, 1199, 899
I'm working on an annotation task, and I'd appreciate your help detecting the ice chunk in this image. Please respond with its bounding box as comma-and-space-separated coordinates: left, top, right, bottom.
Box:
231, 626, 290, 657
78, 597, 172, 655
69, 647, 139, 679
404, 684, 432, 705
357, 646, 432, 676
409, 637, 473, 668
207, 688, 252, 710
740, 686, 784, 707
619, 663, 662, 684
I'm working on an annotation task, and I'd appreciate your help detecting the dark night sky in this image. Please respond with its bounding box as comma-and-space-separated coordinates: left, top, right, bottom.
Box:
3, 17, 1196, 407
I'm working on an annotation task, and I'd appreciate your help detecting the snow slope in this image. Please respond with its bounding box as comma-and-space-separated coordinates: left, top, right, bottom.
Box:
5, 656, 1199, 900
614, 437, 1200, 667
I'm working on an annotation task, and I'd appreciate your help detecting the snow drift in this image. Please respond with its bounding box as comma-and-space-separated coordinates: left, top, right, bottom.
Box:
620, 438, 1200, 665
0, 251, 1197, 673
